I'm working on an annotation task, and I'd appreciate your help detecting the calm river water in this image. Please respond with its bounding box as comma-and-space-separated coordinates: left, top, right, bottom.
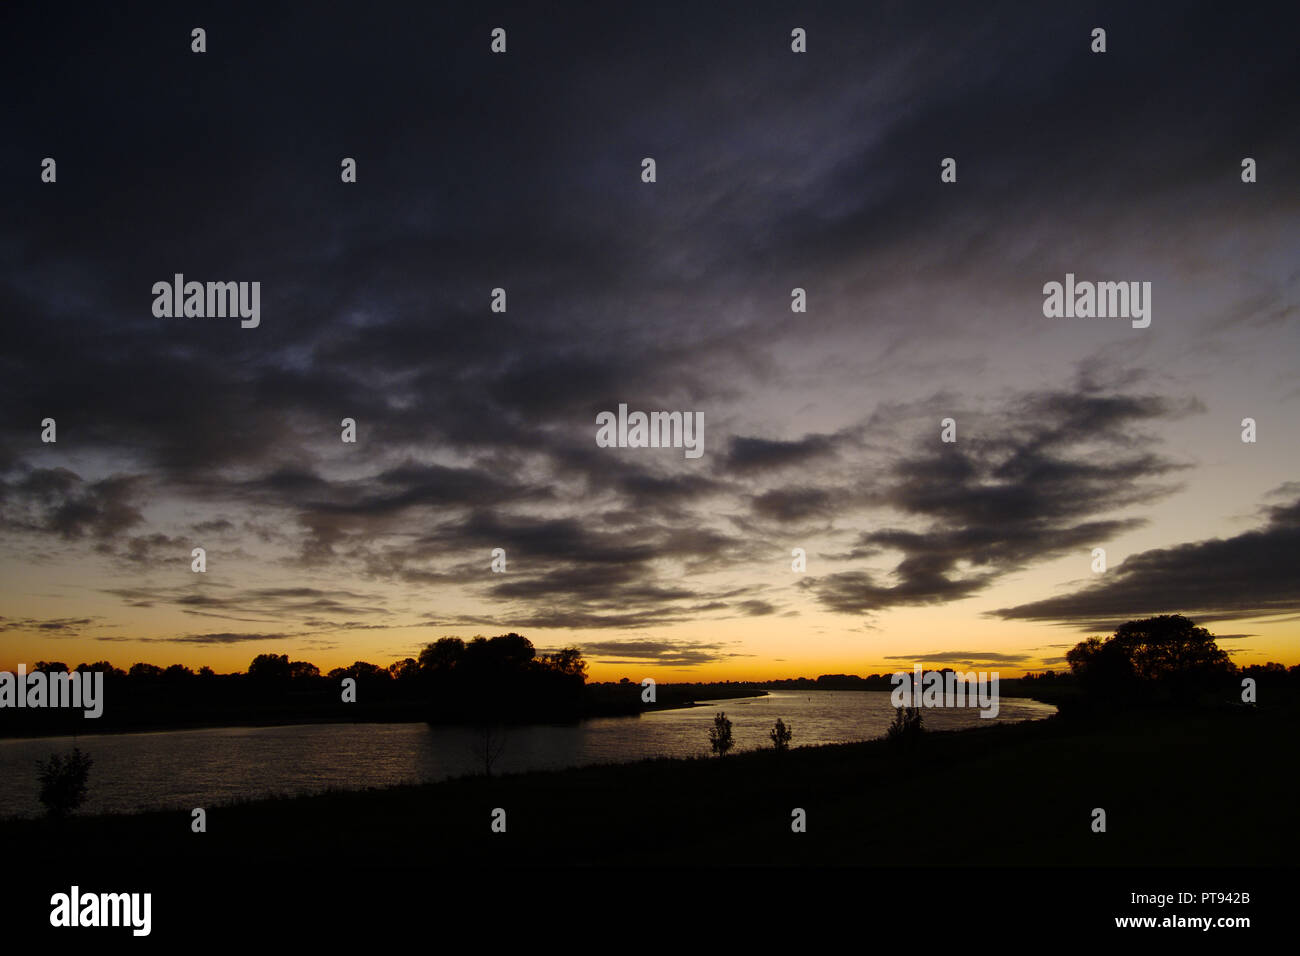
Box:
0, 690, 1055, 818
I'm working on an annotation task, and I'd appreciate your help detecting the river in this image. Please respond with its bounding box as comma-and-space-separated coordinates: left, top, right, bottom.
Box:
0, 689, 1055, 818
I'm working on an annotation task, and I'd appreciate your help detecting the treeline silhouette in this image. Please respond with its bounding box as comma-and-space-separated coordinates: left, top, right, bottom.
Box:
761, 673, 981, 691
3, 634, 594, 734
3, 632, 769, 736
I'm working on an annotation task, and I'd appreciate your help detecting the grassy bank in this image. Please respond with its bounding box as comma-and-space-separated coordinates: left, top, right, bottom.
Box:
5, 700, 1294, 866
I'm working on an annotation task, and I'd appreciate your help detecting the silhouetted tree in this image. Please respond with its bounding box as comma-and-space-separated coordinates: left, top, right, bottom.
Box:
1067, 615, 1232, 700
769, 717, 793, 752
461, 634, 536, 678
1112, 615, 1232, 681
709, 712, 734, 756
1067, 636, 1138, 698
288, 660, 320, 680
541, 647, 587, 679
327, 661, 390, 683
78, 661, 125, 678
388, 658, 418, 682
36, 748, 93, 819
487, 633, 535, 668
248, 654, 291, 682
418, 637, 466, 673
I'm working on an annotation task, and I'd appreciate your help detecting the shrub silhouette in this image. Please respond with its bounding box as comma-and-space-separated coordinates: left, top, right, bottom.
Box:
36, 747, 93, 819
709, 712, 734, 756
769, 718, 793, 752
886, 706, 923, 745
473, 722, 508, 778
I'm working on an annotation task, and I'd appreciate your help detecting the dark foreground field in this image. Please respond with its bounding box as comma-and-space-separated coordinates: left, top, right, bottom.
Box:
5, 701, 1295, 867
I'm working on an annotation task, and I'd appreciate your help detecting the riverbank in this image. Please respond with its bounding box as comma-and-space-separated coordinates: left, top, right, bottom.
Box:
4, 700, 1291, 865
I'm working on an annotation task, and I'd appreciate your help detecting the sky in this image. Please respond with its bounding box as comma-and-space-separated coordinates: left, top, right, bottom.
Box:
1, 1, 1297, 681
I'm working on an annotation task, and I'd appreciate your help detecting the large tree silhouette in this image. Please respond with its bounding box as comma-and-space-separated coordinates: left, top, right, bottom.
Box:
1067, 614, 1232, 700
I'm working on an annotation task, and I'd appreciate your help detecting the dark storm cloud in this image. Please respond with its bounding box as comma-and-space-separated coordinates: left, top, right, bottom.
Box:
751, 487, 837, 523
501, 607, 706, 631
119, 532, 191, 565
489, 566, 695, 603
485, 567, 773, 630
725, 431, 852, 474
301, 619, 431, 632
304, 461, 552, 516
192, 519, 235, 534
93, 632, 294, 645
418, 511, 651, 564
0, 615, 102, 635
340, 507, 770, 628
0, 468, 233, 566
883, 651, 1034, 666
578, 639, 750, 667
1, 0, 1295, 637
991, 494, 1300, 630
614, 472, 730, 510
3, 0, 1292, 507
100, 585, 392, 622
803, 378, 1196, 614
809, 567, 998, 615
0, 468, 146, 541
